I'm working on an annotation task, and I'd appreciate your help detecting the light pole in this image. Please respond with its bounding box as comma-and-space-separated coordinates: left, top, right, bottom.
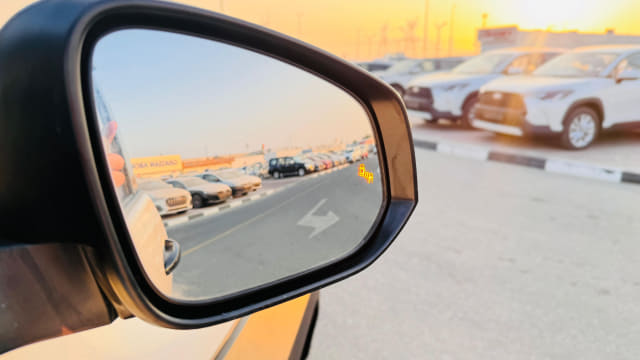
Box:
423, 0, 429, 57
435, 21, 447, 57
449, 4, 455, 56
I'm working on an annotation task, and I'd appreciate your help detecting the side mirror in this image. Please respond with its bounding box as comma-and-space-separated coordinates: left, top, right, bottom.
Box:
616, 68, 640, 83
0, 0, 416, 347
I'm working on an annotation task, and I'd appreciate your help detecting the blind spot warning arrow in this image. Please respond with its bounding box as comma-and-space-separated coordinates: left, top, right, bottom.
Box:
297, 198, 339, 239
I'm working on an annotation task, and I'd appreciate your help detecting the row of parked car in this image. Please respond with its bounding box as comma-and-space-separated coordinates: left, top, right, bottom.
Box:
398, 44, 640, 149
137, 144, 375, 217
268, 145, 373, 179
138, 169, 263, 216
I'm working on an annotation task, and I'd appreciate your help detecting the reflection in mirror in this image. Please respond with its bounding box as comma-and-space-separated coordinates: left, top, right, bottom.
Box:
92, 29, 383, 301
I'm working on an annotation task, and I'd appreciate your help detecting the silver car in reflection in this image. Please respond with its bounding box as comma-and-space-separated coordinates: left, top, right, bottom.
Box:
137, 180, 193, 216
197, 169, 262, 196
165, 176, 232, 208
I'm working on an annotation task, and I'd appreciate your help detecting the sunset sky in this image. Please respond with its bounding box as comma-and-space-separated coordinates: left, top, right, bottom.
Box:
2, 0, 638, 60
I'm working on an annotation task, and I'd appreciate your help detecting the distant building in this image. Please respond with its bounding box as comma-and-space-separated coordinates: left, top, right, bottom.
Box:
478, 26, 640, 52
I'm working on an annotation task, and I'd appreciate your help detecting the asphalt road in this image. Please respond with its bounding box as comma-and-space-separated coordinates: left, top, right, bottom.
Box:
168, 158, 383, 300
308, 148, 640, 360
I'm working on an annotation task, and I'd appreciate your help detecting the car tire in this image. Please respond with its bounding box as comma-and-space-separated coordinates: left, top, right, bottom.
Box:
192, 194, 204, 208
273, 171, 280, 179
561, 106, 600, 150
297, 168, 305, 176
460, 96, 478, 129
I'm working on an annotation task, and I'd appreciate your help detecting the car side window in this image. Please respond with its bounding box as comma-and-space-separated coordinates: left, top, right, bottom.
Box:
269, 158, 278, 166
527, 53, 551, 72
170, 181, 185, 190
206, 174, 219, 181
614, 53, 640, 77
419, 60, 436, 72
504, 54, 531, 75
285, 158, 295, 165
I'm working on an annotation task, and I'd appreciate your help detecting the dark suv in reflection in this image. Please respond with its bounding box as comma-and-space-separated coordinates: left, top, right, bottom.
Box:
268, 156, 313, 179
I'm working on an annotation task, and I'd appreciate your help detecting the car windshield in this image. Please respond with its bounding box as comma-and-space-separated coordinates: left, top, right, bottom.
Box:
533, 52, 619, 77
138, 181, 172, 190
382, 59, 419, 74
179, 177, 208, 187
452, 52, 516, 74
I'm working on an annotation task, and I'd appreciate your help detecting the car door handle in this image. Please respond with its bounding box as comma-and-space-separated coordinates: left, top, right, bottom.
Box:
164, 239, 181, 275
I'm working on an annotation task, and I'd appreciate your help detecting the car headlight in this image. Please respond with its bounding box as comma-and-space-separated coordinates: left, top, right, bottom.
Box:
438, 83, 469, 92
535, 90, 574, 101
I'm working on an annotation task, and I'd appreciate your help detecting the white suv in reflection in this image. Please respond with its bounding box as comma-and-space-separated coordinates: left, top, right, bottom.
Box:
404, 47, 562, 127
472, 45, 640, 149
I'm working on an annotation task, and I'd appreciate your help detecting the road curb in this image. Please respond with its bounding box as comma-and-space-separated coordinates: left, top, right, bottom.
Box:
162, 163, 351, 229
413, 139, 640, 186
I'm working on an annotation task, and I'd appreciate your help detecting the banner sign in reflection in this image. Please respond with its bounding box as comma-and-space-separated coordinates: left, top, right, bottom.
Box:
131, 154, 183, 176
358, 164, 374, 184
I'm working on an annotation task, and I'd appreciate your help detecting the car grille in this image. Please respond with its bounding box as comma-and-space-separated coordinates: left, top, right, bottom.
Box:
166, 196, 187, 207
404, 87, 433, 109
478, 91, 525, 111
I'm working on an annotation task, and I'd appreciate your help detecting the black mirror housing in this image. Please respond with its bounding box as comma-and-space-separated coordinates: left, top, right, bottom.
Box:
0, 0, 417, 348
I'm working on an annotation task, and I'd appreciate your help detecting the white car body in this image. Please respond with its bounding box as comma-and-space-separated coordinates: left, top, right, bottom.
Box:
138, 180, 193, 216
377, 57, 467, 95
404, 47, 563, 122
344, 147, 362, 162
472, 45, 640, 143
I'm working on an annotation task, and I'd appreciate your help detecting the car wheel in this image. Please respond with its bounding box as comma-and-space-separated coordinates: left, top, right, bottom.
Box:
561, 107, 599, 150
459, 96, 478, 129
273, 171, 280, 179
297, 168, 305, 176
191, 194, 204, 208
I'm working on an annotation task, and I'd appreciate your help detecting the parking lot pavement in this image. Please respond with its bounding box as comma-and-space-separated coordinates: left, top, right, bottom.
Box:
166, 159, 382, 300
309, 149, 640, 360
409, 117, 640, 174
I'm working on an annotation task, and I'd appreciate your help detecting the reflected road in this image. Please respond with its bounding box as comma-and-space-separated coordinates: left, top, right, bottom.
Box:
168, 158, 382, 299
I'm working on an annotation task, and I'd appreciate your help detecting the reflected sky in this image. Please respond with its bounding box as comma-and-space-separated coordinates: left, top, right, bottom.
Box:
92, 29, 373, 159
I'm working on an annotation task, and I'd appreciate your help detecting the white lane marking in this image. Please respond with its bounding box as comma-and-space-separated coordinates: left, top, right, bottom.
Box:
544, 159, 622, 183
297, 198, 339, 239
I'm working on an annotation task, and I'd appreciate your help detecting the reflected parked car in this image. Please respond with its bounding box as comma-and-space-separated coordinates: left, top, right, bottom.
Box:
198, 169, 261, 196
137, 180, 192, 216
242, 161, 268, 178
302, 155, 325, 171
268, 156, 312, 178
344, 147, 363, 162
165, 176, 232, 208
404, 47, 563, 127
315, 154, 336, 168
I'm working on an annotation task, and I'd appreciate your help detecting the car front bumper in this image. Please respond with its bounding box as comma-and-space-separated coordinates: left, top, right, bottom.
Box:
471, 103, 556, 136
207, 190, 232, 203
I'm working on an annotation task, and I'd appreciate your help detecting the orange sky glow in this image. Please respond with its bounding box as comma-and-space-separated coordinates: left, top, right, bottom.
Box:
2, 0, 637, 60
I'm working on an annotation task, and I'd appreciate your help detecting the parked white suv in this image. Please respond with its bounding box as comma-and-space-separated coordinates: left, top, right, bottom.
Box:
377, 57, 467, 96
404, 47, 562, 127
472, 45, 640, 149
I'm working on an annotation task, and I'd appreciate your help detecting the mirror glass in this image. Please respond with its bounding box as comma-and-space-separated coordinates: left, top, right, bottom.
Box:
91, 29, 383, 301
